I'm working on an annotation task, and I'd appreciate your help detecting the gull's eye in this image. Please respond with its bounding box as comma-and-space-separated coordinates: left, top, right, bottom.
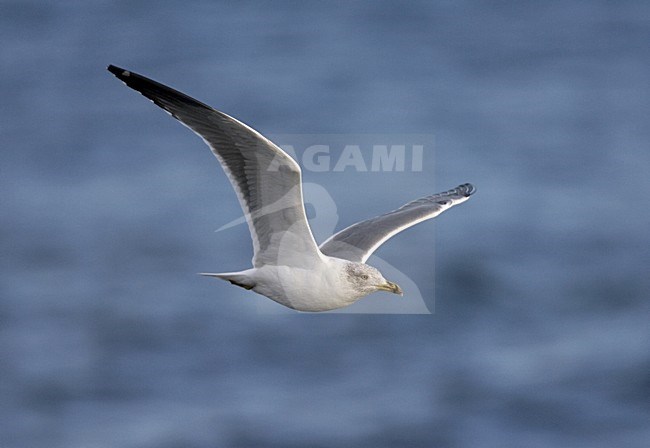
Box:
361, 274, 369, 280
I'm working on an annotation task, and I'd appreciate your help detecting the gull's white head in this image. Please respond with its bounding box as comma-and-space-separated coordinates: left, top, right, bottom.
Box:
344, 262, 403, 297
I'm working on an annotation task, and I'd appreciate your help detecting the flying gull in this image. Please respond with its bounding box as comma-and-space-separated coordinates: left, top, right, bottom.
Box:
108, 65, 475, 312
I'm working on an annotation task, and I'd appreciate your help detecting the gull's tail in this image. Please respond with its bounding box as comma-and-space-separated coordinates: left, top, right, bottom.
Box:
200, 271, 256, 290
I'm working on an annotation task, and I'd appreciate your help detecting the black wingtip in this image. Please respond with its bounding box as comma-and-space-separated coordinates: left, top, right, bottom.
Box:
107, 64, 131, 80
458, 183, 476, 197
106, 65, 215, 112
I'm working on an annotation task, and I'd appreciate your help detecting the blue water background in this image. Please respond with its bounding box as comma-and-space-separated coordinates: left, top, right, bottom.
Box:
1, 1, 649, 446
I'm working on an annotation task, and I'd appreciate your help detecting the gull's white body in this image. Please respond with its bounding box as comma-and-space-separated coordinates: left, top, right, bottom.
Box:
108, 65, 475, 312
223, 257, 362, 312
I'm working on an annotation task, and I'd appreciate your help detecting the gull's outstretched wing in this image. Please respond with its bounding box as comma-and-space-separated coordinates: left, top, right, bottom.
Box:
319, 183, 475, 263
108, 65, 322, 268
